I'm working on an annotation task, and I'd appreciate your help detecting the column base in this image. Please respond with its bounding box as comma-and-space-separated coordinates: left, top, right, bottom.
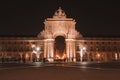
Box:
47, 58, 54, 62
73, 58, 76, 62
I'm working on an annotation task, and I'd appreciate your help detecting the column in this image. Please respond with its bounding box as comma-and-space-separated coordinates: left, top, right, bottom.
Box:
46, 39, 54, 62
69, 42, 72, 62
30, 52, 33, 62
66, 39, 76, 62
80, 48, 83, 62
104, 52, 107, 62
19, 53, 23, 63
66, 40, 69, 62
44, 40, 47, 58
36, 53, 40, 61
87, 52, 90, 61
73, 40, 76, 62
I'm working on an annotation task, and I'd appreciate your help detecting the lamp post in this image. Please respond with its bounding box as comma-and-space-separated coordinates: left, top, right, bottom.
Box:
36, 47, 40, 61
80, 47, 86, 62
32, 44, 41, 62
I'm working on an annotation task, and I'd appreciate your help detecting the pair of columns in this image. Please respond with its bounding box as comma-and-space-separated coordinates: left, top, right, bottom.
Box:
44, 39, 76, 62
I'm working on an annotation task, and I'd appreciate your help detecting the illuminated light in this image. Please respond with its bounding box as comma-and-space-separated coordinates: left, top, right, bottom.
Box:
80, 48, 83, 62
119, 53, 120, 59
55, 54, 61, 59
96, 53, 100, 58
25, 53, 29, 59
80, 62, 88, 65
44, 39, 54, 41
83, 47, 86, 50
36, 54, 40, 58
61, 54, 66, 59
65, 39, 75, 41
48, 58, 53, 62
115, 53, 118, 60
32, 44, 36, 48
80, 49, 83, 57
36, 47, 40, 51
33, 50, 37, 54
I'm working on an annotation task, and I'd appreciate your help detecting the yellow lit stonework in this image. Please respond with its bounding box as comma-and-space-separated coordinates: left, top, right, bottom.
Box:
38, 7, 81, 62
0, 7, 120, 63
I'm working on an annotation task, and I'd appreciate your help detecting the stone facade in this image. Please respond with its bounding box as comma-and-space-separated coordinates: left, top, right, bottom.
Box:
0, 7, 120, 63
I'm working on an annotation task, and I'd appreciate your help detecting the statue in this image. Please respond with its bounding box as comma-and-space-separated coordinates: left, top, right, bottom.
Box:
54, 7, 66, 18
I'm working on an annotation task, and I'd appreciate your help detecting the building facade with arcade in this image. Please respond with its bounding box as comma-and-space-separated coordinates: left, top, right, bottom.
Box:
0, 7, 120, 62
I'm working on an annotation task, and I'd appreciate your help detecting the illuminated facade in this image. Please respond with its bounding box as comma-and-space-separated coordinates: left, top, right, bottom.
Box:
0, 7, 120, 62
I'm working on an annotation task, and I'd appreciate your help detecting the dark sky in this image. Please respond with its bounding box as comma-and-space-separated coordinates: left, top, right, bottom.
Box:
0, 0, 120, 37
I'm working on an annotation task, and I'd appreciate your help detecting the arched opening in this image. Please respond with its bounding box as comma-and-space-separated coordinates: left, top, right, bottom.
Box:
54, 36, 66, 62
32, 53, 37, 62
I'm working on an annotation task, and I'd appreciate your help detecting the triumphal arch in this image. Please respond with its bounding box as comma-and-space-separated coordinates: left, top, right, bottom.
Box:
38, 7, 81, 62
0, 7, 120, 63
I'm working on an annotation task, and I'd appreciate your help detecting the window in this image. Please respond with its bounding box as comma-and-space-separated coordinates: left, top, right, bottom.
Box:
102, 46, 105, 51
14, 42, 17, 44
84, 42, 87, 44
76, 46, 80, 51
20, 42, 23, 44
19, 47, 23, 52
108, 42, 110, 44
32, 42, 36, 44
8, 42, 11, 44
102, 42, 104, 44
27, 42, 29, 44
114, 42, 116, 44
114, 46, 117, 51
96, 42, 99, 44
90, 42, 93, 44
107, 46, 111, 51
2, 41, 4, 44
90, 47, 93, 51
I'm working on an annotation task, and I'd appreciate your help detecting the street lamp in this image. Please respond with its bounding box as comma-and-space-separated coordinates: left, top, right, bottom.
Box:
35, 47, 40, 61
80, 47, 86, 62
83, 47, 86, 50
36, 47, 40, 52
32, 45, 41, 62
32, 44, 36, 48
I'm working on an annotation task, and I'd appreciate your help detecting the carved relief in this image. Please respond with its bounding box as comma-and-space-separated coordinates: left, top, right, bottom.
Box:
38, 7, 82, 39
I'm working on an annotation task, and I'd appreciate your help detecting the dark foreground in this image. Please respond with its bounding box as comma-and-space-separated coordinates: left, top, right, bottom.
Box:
0, 62, 120, 80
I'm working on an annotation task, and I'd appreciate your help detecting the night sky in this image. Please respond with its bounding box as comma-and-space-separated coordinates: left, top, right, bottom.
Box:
0, 0, 119, 37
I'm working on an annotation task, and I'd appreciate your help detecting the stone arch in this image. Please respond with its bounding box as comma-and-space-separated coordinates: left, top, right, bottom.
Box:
53, 33, 67, 39
54, 36, 66, 61
32, 53, 37, 62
